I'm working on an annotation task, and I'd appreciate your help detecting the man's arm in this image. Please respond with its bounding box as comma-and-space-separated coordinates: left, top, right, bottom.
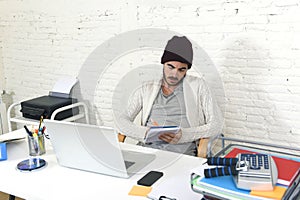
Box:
115, 87, 148, 142
179, 80, 224, 143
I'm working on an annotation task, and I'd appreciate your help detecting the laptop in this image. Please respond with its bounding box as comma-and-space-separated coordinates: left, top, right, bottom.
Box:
44, 120, 156, 178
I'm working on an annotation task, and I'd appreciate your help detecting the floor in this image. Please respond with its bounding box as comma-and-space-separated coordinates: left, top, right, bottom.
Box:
0, 192, 24, 200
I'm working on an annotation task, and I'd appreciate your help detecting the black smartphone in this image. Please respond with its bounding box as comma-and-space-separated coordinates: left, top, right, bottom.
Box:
137, 171, 164, 186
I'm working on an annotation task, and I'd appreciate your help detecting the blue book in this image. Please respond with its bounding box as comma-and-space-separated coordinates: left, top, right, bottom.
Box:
0, 143, 7, 161
192, 175, 265, 200
200, 176, 250, 194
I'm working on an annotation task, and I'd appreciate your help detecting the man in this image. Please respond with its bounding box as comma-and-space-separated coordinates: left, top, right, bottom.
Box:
116, 35, 223, 156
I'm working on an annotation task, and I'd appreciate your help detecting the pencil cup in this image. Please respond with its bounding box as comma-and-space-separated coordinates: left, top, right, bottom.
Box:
28, 134, 46, 156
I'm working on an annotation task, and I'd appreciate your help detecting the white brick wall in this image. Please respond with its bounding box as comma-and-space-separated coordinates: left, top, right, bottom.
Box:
0, 0, 300, 152
0, 46, 4, 91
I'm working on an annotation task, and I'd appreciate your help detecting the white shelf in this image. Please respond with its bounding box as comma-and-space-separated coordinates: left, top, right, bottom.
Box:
7, 101, 89, 132
9, 116, 40, 126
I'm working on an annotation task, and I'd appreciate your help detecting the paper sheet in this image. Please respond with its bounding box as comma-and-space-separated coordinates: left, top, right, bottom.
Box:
148, 173, 202, 200
51, 77, 78, 95
0, 131, 26, 143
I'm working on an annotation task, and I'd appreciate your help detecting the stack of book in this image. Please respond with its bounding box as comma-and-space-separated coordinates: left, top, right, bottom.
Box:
191, 147, 300, 200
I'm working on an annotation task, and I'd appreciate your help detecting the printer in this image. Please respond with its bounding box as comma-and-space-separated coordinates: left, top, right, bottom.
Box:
20, 78, 79, 120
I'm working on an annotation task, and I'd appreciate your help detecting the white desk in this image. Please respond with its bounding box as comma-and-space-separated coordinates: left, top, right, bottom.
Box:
0, 129, 204, 200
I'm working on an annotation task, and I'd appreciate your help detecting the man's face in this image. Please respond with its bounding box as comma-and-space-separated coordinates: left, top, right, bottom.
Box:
163, 61, 188, 87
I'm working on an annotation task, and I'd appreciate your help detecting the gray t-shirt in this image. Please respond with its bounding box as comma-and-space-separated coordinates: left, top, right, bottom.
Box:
143, 82, 197, 156
146, 81, 189, 127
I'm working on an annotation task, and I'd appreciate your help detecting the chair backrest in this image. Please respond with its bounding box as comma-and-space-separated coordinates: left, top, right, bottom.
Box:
197, 138, 209, 158
118, 133, 126, 143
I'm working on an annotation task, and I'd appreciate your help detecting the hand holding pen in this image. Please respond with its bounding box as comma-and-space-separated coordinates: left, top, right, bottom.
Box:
148, 119, 182, 144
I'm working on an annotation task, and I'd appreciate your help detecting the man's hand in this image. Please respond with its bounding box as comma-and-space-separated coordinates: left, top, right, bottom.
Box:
158, 129, 182, 144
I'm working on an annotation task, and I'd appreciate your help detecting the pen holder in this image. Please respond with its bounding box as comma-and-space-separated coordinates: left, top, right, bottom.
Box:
28, 134, 46, 156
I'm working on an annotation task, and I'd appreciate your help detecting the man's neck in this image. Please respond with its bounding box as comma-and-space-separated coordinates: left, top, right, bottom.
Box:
161, 81, 178, 96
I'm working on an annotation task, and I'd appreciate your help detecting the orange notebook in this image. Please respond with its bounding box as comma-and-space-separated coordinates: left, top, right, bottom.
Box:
250, 186, 286, 199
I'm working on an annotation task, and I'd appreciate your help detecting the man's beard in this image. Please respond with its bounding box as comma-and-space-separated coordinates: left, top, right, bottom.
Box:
163, 69, 185, 87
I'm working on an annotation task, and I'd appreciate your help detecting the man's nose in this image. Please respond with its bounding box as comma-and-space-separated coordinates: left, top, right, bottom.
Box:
170, 69, 179, 77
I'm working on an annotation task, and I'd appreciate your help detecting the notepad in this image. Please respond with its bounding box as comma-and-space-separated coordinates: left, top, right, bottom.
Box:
144, 126, 179, 143
128, 185, 152, 196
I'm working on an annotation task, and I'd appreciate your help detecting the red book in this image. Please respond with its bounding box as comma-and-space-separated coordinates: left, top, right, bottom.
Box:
225, 148, 300, 186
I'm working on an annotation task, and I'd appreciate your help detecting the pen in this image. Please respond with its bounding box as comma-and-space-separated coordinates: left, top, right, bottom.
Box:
24, 125, 33, 137
38, 135, 45, 153
38, 116, 43, 135
33, 135, 39, 154
42, 126, 46, 134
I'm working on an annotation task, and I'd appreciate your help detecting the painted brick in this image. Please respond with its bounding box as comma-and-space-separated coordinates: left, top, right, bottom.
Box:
0, 0, 299, 153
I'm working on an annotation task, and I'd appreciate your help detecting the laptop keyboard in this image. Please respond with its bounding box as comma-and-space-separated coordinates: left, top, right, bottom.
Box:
124, 160, 135, 169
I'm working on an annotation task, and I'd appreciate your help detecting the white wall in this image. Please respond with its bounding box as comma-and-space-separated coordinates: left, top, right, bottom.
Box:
0, 0, 300, 150
0, 44, 4, 91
